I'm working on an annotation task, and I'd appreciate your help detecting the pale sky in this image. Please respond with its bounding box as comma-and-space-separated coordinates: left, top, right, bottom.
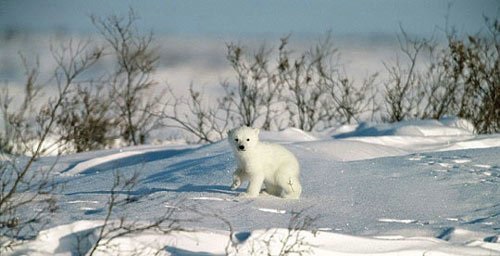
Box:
0, 0, 498, 38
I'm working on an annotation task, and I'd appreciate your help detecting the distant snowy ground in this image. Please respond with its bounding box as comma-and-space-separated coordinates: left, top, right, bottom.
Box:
5, 118, 500, 255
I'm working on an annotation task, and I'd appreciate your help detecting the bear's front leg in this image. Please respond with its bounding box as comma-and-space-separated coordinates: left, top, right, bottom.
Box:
231, 168, 246, 190
240, 175, 264, 198
231, 174, 242, 190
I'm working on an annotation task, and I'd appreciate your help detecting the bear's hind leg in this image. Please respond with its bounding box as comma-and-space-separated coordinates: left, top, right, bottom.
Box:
263, 181, 282, 197
278, 176, 302, 199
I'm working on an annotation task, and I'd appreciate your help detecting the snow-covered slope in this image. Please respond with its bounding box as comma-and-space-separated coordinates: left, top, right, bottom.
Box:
4, 118, 500, 255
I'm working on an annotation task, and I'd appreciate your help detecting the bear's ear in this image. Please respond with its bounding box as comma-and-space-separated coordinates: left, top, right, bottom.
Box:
254, 128, 260, 137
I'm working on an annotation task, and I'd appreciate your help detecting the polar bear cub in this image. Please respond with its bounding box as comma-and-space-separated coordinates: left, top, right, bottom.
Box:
228, 126, 302, 199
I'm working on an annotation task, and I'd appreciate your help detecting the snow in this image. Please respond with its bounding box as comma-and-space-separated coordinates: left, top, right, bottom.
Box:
3, 118, 500, 255
8, 221, 499, 255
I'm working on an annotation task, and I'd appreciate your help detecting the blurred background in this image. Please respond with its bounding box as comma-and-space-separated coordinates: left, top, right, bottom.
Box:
1, 0, 497, 37
1, 0, 498, 93
0, 0, 498, 147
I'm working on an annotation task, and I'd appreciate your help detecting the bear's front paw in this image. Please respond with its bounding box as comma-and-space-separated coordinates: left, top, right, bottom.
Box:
230, 180, 241, 190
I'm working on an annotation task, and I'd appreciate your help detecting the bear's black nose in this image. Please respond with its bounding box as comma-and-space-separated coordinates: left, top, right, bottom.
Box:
238, 145, 245, 150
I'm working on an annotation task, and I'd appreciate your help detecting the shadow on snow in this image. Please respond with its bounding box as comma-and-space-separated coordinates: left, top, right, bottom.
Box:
61, 148, 194, 175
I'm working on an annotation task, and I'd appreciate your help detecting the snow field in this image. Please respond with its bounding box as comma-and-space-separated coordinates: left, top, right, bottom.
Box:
3, 118, 500, 255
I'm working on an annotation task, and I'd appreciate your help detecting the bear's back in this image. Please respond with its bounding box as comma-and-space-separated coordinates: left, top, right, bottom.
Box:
255, 142, 298, 166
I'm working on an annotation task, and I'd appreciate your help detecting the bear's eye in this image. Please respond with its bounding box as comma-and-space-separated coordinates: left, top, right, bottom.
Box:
235, 138, 239, 142
246, 138, 250, 141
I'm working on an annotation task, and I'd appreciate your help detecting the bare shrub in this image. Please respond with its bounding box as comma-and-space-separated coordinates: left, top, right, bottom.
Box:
158, 85, 231, 143
265, 209, 320, 256
0, 55, 43, 155
0, 39, 102, 250
92, 9, 163, 146
383, 17, 499, 133
0, 87, 22, 154
158, 42, 287, 142
161, 34, 376, 141
46, 38, 116, 153
417, 39, 459, 120
383, 29, 428, 122
3, 11, 163, 153
57, 82, 115, 152
278, 35, 378, 129
276, 36, 334, 131
328, 72, 379, 124
223, 42, 284, 130
443, 17, 499, 133
220, 209, 320, 256
0, 9, 172, 253
84, 171, 183, 256
0, 39, 103, 155
0, 158, 58, 251
200, 205, 319, 256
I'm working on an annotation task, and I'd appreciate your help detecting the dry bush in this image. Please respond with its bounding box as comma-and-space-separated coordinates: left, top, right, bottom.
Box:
276, 35, 334, 131
383, 29, 428, 122
383, 17, 499, 133
218, 208, 320, 256
223, 42, 284, 130
159, 84, 231, 143
0, 10, 169, 251
278, 35, 377, 130
92, 9, 163, 146
0, 39, 102, 250
83, 171, 184, 256
222, 35, 376, 132
58, 82, 116, 152
162, 34, 376, 143
444, 17, 499, 133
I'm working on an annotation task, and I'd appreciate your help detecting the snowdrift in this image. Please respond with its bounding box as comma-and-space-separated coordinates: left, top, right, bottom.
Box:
10, 221, 499, 255
3, 118, 500, 255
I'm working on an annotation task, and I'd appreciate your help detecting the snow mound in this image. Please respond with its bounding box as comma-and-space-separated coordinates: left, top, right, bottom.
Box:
294, 140, 409, 161
309, 117, 499, 160
260, 127, 319, 143
334, 117, 475, 138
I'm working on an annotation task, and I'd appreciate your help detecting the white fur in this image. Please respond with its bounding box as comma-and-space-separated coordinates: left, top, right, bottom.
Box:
228, 127, 302, 199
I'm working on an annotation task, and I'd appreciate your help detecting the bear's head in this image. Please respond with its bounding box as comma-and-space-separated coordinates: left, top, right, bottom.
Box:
227, 126, 260, 152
